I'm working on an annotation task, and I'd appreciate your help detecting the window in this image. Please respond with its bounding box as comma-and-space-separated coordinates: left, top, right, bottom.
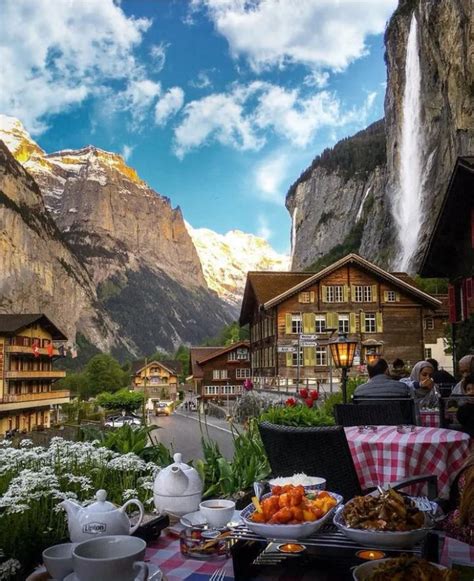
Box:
424, 318, 434, 330
338, 314, 349, 334
363, 286, 373, 302
212, 370, 228, 380
228, 348, 249, 361
424, 348, 432, 359
386, 290, 396, 302
299, 291, 312, 303
354, 285, 373, 302
236, 368, 251, 379
292, 348, 303, 367
205, 386, 219, 395
291, 313, 302, 334
315, 347, 327, 366
315, 315, 326, 333
223, 385, 235, 394
325, 286, 344, 303
354, 286, 363, 302
364, 313, 376, 333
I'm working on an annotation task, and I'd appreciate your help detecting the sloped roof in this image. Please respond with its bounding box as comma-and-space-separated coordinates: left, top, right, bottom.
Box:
189, 347, 223, 379
263, 254, 441, 310
196, 340, 250, 365
0, 314, 67, 340
132, 359, 181, 376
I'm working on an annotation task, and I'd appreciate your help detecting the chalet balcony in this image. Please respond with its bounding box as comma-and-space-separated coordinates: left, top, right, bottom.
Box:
0, 390, 70, 411
5, 345, 59, 356
5, 370, 66, 380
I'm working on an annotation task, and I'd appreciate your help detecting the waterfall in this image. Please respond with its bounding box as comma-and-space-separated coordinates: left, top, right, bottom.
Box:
356, 186, 371, 222
290, 206, 297, 265
395, 14, 423, 271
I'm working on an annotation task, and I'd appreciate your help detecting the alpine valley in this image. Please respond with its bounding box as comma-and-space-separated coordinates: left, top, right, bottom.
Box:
0, 116, 288, 357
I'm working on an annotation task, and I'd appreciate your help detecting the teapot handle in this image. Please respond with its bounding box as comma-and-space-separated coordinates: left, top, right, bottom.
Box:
121, 499, 145, 534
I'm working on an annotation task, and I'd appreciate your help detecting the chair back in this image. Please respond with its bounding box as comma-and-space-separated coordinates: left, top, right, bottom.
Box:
258, 422, 362, 502
437, 383, 456, 398
334, 403, 411, 427
352, 397, 416, 425
439, 395, 474, 436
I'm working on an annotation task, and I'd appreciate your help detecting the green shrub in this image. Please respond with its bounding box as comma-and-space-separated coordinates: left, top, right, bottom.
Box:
259, 404, 335, 427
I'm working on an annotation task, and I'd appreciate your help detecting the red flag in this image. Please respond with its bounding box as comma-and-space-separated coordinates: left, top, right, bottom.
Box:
32, 340, 40, 358
47, 342, 54, 357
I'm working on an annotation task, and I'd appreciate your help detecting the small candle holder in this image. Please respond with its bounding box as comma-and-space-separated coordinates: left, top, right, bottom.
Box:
356, 549, 386, 561
276, 543, 306, 554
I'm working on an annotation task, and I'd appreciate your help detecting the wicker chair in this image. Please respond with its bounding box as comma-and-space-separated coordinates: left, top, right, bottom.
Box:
258, 422, 438, 502
352, 397, 416, 425
335, 402, 416, 427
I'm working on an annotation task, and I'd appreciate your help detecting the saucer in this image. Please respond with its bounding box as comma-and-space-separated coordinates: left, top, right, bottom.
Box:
180, 509, 242, 528
64, 563, 162, 581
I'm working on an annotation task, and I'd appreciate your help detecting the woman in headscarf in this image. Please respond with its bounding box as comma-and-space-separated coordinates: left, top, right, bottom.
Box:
400, 360, 436, 398
452, 354, 474, 397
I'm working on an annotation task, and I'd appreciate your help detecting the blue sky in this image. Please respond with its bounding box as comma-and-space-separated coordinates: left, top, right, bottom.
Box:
0, 0, 397, 253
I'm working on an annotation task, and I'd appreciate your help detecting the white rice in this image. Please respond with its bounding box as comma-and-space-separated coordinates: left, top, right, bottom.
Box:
269, 473, 322, 486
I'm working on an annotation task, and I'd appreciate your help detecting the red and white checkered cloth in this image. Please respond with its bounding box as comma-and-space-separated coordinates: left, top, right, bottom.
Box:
146, 530, 234, 581
440, 535, 474, 567
345, 426, 471, 499
419, 410, 441, 428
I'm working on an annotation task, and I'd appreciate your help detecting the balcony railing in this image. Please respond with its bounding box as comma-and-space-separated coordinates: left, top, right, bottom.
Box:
5, 370, 66, 380
0, 390, 70, 404
5, 345, 59, 356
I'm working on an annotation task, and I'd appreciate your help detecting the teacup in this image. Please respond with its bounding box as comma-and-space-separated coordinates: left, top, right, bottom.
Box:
43, 543, 75, 581
199, 499, 235, 528
73, 535, 148, 581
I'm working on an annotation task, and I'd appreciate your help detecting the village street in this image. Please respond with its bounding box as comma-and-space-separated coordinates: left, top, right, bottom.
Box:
149, 410, 235, 461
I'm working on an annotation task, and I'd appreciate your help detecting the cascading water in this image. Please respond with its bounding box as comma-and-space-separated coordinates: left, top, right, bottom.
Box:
395, 13, 423, 271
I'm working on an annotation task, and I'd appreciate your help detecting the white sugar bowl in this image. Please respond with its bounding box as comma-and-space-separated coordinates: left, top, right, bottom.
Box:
153, 452, 203, 516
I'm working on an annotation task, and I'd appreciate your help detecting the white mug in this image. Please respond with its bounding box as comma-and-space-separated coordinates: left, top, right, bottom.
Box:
42, 543, 76, 581
73, 535, 148, 581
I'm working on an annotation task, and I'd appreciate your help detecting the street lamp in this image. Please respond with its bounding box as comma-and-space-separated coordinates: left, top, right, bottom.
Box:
365, 350, 381, 366
329, 333, 358, 403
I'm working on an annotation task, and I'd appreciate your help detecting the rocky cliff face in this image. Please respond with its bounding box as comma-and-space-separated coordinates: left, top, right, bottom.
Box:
288, 0, 473, 272
0, 116, 231, 355
0, 142, 124, 352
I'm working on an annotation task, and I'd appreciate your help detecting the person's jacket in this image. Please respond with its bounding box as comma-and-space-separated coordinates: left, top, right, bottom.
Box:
354, 373, 412, 398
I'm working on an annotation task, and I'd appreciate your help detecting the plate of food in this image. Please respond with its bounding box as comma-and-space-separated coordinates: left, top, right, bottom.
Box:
268, 473, 326, 492
352, 555, 456, 580
334, 488, 433, 548
241, 484, 342, 539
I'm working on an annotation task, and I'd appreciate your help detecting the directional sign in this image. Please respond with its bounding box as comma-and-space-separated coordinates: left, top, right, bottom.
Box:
301, 341, 317, 347
300, 334, 318, 341
277, 346, 296, 353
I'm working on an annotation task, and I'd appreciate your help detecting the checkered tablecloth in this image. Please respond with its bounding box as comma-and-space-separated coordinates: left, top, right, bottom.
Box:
345, 426, 471, 499
440, 535, 474, 567
146, 530, 234, 581
419, 410, 441, 428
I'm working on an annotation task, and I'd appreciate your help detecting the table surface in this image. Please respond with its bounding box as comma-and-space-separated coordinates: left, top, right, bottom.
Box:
345, 425, 471, 499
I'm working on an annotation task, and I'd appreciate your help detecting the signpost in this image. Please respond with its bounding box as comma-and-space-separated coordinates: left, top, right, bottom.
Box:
300, 341, 317, 347
299, 334, 318, 341
277, 346, 296, 353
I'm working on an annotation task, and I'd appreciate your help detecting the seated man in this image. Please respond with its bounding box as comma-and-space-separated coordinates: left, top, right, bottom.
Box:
355, 358, 412, 398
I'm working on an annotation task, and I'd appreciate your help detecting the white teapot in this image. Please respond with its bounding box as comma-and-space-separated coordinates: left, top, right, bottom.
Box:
154, 452, 203, 516
60, 489, 144, 543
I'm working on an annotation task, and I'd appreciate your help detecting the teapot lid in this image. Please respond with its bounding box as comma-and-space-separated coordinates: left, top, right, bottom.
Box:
86, 490, 117, 513
154, 452, 202, 495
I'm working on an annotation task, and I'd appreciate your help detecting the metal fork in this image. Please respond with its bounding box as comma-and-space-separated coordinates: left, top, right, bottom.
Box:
209, 566, 226, 581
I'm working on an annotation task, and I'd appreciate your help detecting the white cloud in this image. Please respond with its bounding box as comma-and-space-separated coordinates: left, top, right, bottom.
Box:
173, 81, 377, 156
121, 144, 135, 161
195, 0, 396, 72
155, 87, 185, 126
189, 70, 213, 89
119, 79, 162, 126
150, 42, 168, 72
256, 215, 272, 240
0, 0, 152, 134
303, 71, 330, 88
255, 153, 289, 204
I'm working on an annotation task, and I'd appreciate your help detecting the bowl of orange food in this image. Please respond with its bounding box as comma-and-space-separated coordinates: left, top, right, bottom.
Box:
241, 484, 342, 539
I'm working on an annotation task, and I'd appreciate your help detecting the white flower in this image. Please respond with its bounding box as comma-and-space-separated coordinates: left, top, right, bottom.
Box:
122, 489, 138, 501
107, 454, 146, 472
0, 558, 21, 579
20, 439, 33, 448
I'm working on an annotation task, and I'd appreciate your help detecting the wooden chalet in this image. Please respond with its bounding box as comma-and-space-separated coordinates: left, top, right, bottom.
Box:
240, 254, 444, 382
420, 156, 474, 326
0, 314, 69, 435
188, 341, 251, 400
131, 359, 181, 401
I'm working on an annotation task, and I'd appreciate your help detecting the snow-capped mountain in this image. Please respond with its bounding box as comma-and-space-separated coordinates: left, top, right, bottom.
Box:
186, 223, 290, 309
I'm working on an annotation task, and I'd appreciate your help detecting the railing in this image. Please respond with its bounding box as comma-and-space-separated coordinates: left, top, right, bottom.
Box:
5, 370, 66, 379
5, 345, 59, 356
0, 390, 70, 403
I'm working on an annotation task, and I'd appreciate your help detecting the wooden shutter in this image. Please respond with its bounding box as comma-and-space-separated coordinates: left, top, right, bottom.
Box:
327, 312, 338, 329
376, 312, 383, 333
383, 290, 388, 302
343, 285, 349, 303
321, 285, 328, 302
360, 312, 366, 331
298, 293, 303, 303
303, 313, 315, 333
349, 312, 357, 333
286, 352, 293, 367
303, 347, 311, 367
396, 292, 401, 302
351, 285, 357, 302
310, 291, 315, 303
372, 285, 378, 302
448, 284, 457, 323
285, 313, 292, 334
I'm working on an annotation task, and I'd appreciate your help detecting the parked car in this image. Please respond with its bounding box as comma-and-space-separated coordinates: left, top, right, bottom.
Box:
104, 415, 142, 428
155, 402, 172, 416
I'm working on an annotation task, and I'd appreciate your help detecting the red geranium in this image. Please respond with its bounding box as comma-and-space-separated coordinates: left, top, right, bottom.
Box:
286, 397, 297, 407
310, 390, 320, 401
299, 388, 309, 399
305, 397, 314, 408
